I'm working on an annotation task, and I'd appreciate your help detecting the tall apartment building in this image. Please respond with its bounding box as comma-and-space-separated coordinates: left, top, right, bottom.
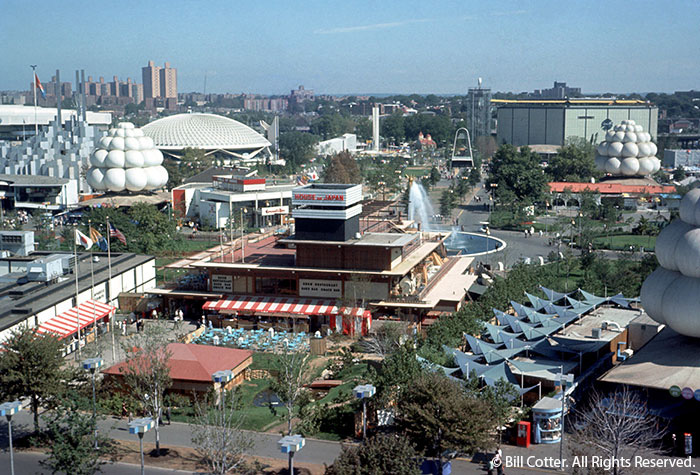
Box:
142, 60, 161, 99
159, 62, 177, 99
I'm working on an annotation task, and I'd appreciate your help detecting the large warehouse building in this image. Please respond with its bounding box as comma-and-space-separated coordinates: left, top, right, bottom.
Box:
495, 99, 658, 147
142, 113, 272, 164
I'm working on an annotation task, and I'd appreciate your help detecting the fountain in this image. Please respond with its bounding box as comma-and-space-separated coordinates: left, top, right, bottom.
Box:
408, 181, 436, 231
407, 179, 505, 256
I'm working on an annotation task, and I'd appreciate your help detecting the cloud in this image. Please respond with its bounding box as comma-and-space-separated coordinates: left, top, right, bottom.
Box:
315, 19, 431, 34
491, 9, 527, 17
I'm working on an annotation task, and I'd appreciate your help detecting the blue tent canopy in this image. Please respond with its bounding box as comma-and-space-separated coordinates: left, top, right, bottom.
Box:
539, 286, 570, 303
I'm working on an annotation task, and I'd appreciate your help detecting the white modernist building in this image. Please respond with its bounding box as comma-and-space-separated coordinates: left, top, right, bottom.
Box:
641, 189, 700, 337
594, 120, 660, 177
86, 122, 168, 193
317, 133, 357, 156
0, 109, 111, 207
172, 170, 294, 229
142, 113, 272, 164
0, 104, 111, 140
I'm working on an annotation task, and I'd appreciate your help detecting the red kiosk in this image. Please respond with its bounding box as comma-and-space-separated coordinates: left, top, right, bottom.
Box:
516, 421, 531, 448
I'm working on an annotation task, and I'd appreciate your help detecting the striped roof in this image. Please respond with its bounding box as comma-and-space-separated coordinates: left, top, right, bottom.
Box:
203, 296, 370, 318
36, 300, 114, 339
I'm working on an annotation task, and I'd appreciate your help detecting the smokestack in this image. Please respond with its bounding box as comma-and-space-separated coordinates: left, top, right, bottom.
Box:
55, 69, 61, 129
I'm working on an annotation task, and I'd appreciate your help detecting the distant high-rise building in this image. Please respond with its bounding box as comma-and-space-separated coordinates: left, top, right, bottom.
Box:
289, 85, 314, 102
532, 81, 581, 99
142, 60, 161, 99
467, 83, 492, 139
159, 62, 177, 99
131, 83, 144, 104
110, 76, 121, 97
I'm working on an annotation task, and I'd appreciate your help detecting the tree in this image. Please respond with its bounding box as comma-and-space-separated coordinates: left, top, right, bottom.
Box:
0, 327, 74, 433
191, 388, 254, 475
270, 347, 312, 435
41, 397, 111, 475
571, 388, 666, 475
381, 112, 405, 145
487, 144, 548, 205
396, 372, 495, 471
439, 190, 456, 217
546, 139, 600, 182
279, 131, 318, 172
673, 166, 686, 181
119, 322, 173, 454
360, 321, 406, 358
371, 344, 423, 405
127, 203, 178, 254
476, 379, 520, 445
323, 151, 361, 184
325, 434, 421, 475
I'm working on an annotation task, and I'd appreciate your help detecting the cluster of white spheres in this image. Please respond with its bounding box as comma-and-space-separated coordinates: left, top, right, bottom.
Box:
594, 120, 660, 176
641, 188, 700, 338
86, 122, 169, 192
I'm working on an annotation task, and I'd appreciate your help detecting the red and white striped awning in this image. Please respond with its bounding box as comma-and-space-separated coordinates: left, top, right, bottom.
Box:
203, 296, 369, 318
36, 300, 115, 340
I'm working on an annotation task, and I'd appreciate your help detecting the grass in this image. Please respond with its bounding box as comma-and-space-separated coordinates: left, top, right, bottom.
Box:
236, 379, 286, 431
403, 167, 431, 177
592, 234, 656, 251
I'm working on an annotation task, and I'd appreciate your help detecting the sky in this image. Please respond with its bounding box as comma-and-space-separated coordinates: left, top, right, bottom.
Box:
2, 0, 699, 95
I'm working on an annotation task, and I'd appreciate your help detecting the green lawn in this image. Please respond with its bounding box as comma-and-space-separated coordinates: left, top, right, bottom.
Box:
592, 234, 656, 251
404, 167, 431, 177
236, 378, 286, 431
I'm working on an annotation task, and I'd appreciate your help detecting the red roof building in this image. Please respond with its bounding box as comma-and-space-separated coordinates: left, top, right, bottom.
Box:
103, 343, 253, 396
549, 181, 676, 195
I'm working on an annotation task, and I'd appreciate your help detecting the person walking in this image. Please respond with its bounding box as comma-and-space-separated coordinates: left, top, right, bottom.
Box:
166, 406, 172, 425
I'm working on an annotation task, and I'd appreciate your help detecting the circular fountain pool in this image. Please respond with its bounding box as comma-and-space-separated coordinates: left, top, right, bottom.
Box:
445, 232, 506, 256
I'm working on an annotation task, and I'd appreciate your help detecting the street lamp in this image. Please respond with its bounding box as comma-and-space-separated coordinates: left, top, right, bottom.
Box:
353, 384, 376, 440
129, 417, 155, 475
556, 371, 574, 471
278, 434, 305, 475
212, 369, 234, 419
0, 401, 22, 475
82, 357, 104, 449
240, 208, 248, 263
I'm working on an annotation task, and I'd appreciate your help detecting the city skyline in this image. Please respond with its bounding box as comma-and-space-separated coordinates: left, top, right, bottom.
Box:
2, 0, 699, 95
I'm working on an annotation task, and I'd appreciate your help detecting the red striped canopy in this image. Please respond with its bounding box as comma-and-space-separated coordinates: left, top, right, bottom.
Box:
36, 300, 115, 339
203, 296, 370, 318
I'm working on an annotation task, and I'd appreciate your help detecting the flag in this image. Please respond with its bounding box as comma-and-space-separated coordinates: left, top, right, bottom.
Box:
89, 227, 108, 251
34, 73, 46, 99
109, 222, 127, 246
75, 229, 93, 250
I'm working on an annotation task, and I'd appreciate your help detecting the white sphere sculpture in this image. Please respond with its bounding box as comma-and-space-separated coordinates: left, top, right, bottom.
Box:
595, 121, 658, 177
86, 122, 168, 193
641, 191, 700, 338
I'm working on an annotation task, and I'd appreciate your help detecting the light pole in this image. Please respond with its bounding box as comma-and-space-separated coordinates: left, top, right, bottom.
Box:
212, 369, 234, 421
0, 401, 22, 475
278, 434, 305, 475
556, 371, 574, 471
240, 207, 248, 263
353, 384, 376, 440
129, 417, 155, 475
82, 357, 104, 449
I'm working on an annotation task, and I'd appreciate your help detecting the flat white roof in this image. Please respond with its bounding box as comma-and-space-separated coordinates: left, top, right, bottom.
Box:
0, 104, 111, 126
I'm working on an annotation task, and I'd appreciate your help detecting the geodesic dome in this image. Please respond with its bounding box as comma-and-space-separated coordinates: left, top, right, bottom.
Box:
594, 120, 660, 177
86, 122, 168, 192
641, 189, 700, 337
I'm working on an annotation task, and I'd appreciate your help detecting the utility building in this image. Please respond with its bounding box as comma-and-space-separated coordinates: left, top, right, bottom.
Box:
495, 99, 658, 147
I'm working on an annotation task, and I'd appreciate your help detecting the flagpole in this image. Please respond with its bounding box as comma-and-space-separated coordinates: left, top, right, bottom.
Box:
73, 224, 81, 359
89, 220, 97, 354
30, 65, 38, 136
107, 216, 115, 362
